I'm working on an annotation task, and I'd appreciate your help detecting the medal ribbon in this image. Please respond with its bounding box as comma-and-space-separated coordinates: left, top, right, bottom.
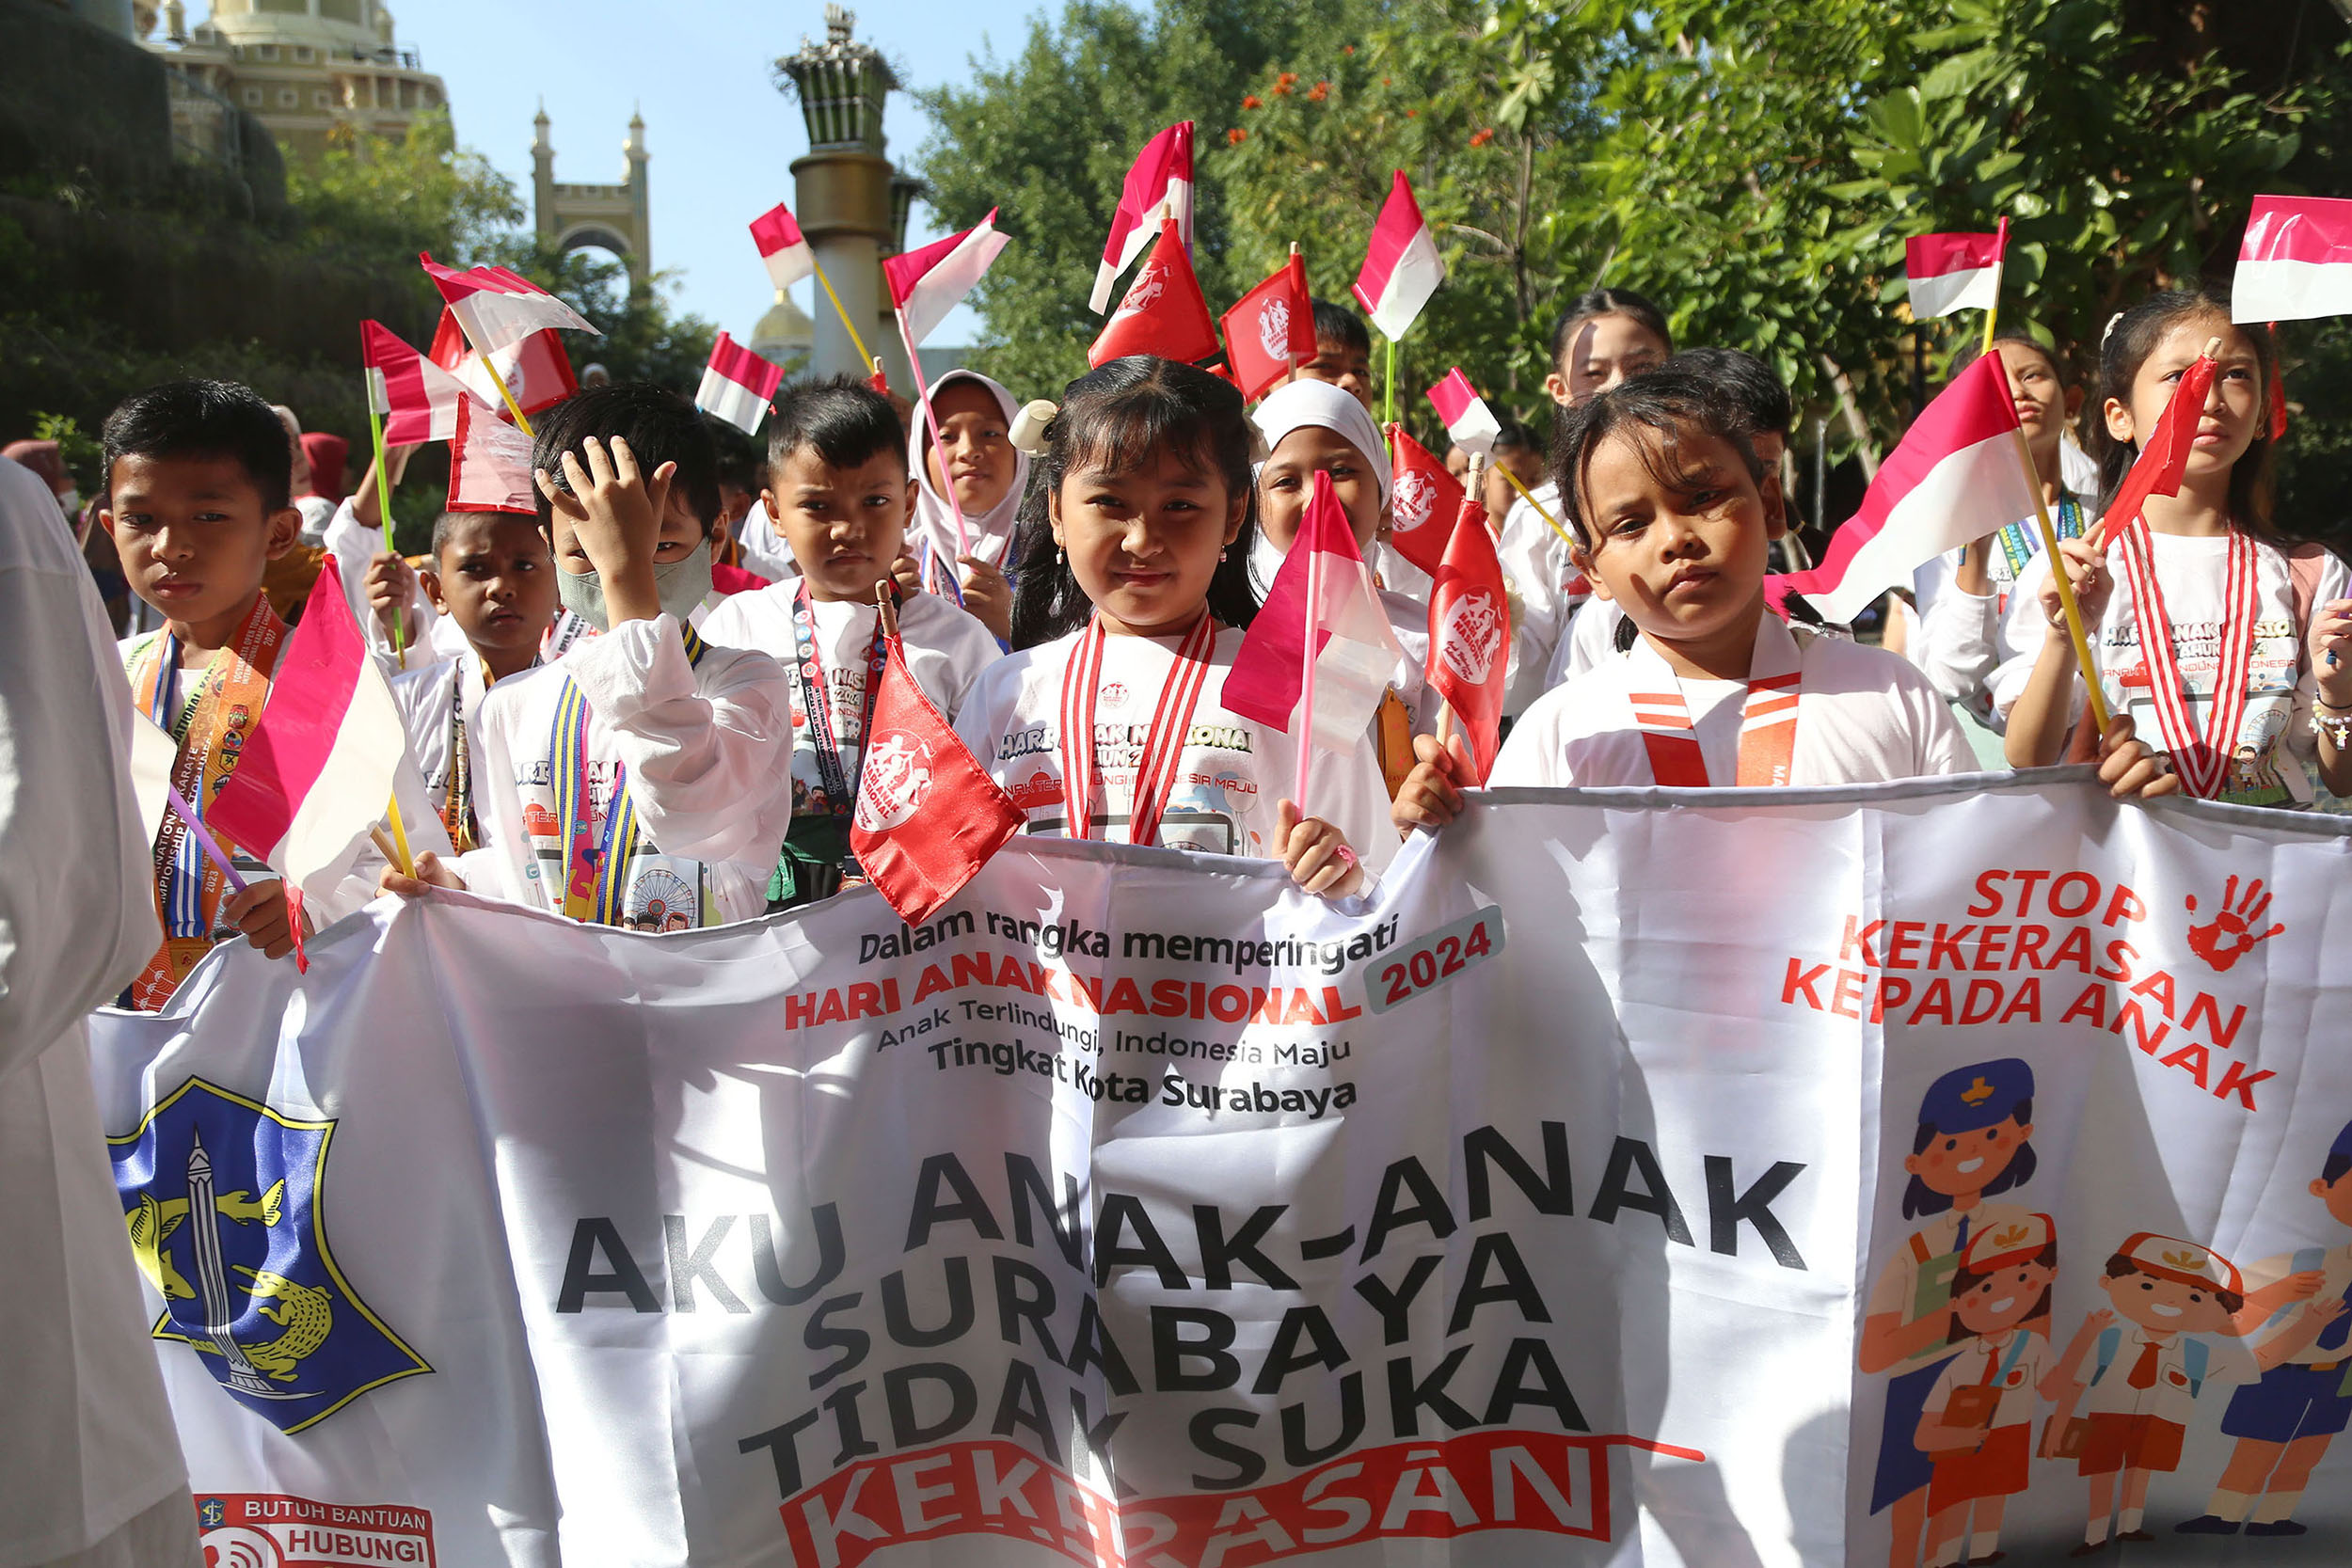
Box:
1625, 621, 1804, 787
549, 624, 709, 924
789, 582, 890, 817
122, 594, 285, 1005
1057, 612, 1216, 846
2113, 519, 2257, 799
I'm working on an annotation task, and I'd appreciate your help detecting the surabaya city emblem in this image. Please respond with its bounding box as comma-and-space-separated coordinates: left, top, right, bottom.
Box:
1116, 262, 1167, 320
1438, 590, 1505, 684
1257, 297, 1293, 361
1393, 468, 1438, 535
856, 730, 935, 832
110, 1078, 430, 1433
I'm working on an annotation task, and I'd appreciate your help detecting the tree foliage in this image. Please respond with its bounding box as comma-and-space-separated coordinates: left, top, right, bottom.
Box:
285, 108, 522, 268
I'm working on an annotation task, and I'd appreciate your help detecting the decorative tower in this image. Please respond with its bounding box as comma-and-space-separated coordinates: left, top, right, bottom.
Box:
776, 8, 910, 386
531, 108, 651, 281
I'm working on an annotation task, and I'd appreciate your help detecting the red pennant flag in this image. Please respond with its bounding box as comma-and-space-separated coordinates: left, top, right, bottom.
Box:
430, 309, 577, 420
1220, 257, 1315, 403
850, 628, 1024, 925
1385, 424, 1465, 578
2097, 347, 2216, 548
1426, 490, 1511, 781
1089, 222, 1220, 367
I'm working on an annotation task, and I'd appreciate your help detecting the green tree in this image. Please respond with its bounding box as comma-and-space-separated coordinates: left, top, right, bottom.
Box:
481, 236, 717, 395
286, 108, 522, 269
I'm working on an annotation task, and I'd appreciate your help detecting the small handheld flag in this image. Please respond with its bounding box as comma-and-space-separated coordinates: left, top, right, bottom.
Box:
1352, 171, 1445, 341
749, 202, 816, 291
429, 309, 576, 422
695, 331, 785, 436
447, 398, 538, 515
1426, 483, 1511, 780
1220, 257, 1316, 403
1904, 226, 2009, 321
1090, 122, 1196, 313
2233, 195, 2352, 324
885, 210, 1011, 347
1425, 368, 1501, 456
419, 254, 596, 354
1089, 221, 1219, 367
1384, 424, 1465, 578
362, 321, 473, 446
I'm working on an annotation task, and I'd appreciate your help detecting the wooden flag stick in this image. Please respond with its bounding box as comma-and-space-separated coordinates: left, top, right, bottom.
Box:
2010, 423, 2110, 735
1437, 700, 1458, 751
809, 259, 878, 370
876, 578, 899, 641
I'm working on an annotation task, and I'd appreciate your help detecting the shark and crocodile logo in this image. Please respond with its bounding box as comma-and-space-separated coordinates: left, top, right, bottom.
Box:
109, 1078, 430, 1433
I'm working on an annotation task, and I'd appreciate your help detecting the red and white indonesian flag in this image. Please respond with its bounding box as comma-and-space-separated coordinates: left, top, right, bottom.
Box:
1224, 470, 1407, 754
1426, 368, 1502, 457
1771, 354, 2035, 623
1352, 170, 1445, 341
361, 320, 472, 446
1089, 220, 1220, 367
749, 201, 817, 292
206, 560, 440, 902
447, 397, 538, 515
2234, 195, 2352, 323
429, 309, 577, 420
1427, 485, 1511, 780
695, 331, 785, 436
1904, 223, 2008, 319
1089, 121, 1195, 313
419, 253, 596, 354
885, 210, 1010, 346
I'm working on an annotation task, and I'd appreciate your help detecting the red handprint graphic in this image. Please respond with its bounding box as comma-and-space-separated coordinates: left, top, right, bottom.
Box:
2185, 875, 2286, 973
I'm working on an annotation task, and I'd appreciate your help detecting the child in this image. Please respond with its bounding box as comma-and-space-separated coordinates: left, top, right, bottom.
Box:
904, 369, 1025, 641
957, 356, 1389, 895
1500, 288, 1677, 710
2045, 1234, 2256, 1552
700, 377, 1001, 909
102, 380, 320, 1006
1996, 289, 2352, 805
2177, 1117, 2352, 1537
1297, 299, 1375, 412
387, 507, 563, 855
1252, 378, 1431, 792
1545, 346, 1796, 689
708, 451, 774, 597
1912, 1215, 2059, 1568
383, 383, 793, 927
1915, 331, 2095, 729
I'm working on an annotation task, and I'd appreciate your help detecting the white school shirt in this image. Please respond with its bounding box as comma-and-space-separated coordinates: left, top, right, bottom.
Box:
323, 497, 461, 663
1496, 481, 1592, 714
1990, 532, 2348, 806
389, 649, 564, 847
1914, 486, 2101, 728
455, 613, 793, 927
2077, 1325, 2248, 1425
699, 584, 1001, 820
1381, 586, 1440, 734
954, 624, 1397, 874
0, 457, 188, 1564
1924, 1329, 2054, 1430
1374, 541, 1434, 602
1493, 618, 1977, 788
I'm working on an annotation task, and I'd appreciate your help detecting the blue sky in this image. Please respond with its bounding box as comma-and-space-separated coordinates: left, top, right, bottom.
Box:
372, 0, 1045, 346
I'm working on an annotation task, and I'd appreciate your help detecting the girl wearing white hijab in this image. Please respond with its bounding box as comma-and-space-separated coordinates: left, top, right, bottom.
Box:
904, 369, 1030, 642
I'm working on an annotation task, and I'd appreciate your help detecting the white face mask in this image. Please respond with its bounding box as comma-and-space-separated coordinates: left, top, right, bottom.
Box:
554, 540, 714, 632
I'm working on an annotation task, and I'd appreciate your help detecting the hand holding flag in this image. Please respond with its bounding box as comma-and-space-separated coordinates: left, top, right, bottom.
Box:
888, 212, 1011, 558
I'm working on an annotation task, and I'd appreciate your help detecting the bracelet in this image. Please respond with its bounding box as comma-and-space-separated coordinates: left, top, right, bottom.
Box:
2315, 709, 2352, 751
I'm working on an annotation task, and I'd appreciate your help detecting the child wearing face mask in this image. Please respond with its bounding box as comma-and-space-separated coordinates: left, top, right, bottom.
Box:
380, 383, 793, 928
954, 356, 1390, 898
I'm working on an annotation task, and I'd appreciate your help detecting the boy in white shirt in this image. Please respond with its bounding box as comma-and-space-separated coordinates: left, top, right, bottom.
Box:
1392, 370, 2171, 816
384, 383, 792, 927
700, 377, 1001, 909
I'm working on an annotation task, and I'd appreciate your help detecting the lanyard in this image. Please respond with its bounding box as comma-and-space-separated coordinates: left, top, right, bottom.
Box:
789, 583, 889, 817
441, 662, 478, 853
1624, 620, 1803, 787
2112, 520, 2257, 800
1994, 495, 2081, 581
548, 624, 708, 925
1057, 612, 1216, 846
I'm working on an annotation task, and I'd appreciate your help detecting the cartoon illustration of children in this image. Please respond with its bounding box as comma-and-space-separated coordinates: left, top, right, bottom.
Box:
1859, 1059, 2042, 1568
2043, 1234, 2252, 1554
1913, 1213, 2059, 1568
2176, 1117, 2352, 1537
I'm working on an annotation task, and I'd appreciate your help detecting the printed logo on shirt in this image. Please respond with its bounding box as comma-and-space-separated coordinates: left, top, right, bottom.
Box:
194, 1495, 436, 1567
1099, 681, 1131, 710
109, 1079, 431, 1434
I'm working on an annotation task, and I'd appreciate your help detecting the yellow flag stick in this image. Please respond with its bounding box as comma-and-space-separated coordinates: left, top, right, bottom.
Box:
2010, 424, 2110, 734
809, 261, 877, 371
475, 354, 535, 436
1980, 214, 2011, 356
1494, 462, 1575, 550
383, 790, 416, 878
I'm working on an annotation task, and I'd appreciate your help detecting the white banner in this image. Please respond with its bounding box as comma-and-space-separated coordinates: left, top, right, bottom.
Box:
88, 774, 2352, 1566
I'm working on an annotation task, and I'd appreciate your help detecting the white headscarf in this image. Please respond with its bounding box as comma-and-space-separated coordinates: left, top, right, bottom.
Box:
1250, 379, 1392, 509
908, 369, 1031, 570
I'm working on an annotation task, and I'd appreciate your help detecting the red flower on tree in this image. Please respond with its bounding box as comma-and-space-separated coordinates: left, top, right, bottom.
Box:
1308, 80, 1329, 102
1470, 127, 1495, 148
1228, 127, 1247, 145
1243, 94, 1263, 109
1274, 71, 1297, 95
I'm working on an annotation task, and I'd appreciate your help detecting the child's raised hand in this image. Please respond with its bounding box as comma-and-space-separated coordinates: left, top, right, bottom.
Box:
2094, 712, 2180, 800
2313, 597, 2352, 706
958, 554, 1013, 641
378, 850, 466, 901
364, 550, 415, 643
2036, 535, 2113, 637
538, 436, 675, 580
1275, 800, 1366, 899
220, 879, 311, 961
1391, 733, 1478, 834
890, 553, 926, 597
